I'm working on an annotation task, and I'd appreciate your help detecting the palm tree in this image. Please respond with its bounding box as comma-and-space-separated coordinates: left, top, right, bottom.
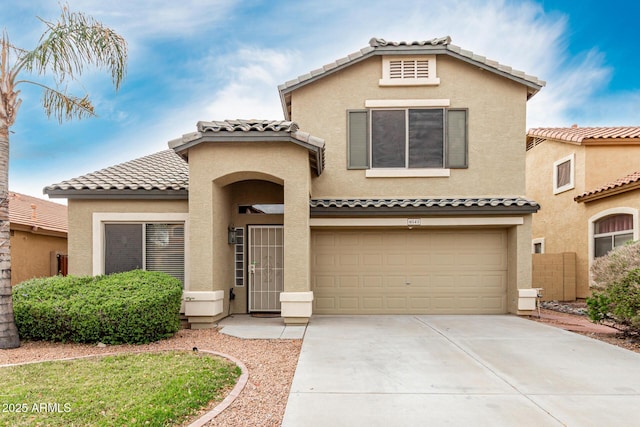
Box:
0, 5, 127, 349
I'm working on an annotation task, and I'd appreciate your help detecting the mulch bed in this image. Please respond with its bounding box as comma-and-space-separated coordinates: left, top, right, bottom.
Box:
529, 302, 640, 354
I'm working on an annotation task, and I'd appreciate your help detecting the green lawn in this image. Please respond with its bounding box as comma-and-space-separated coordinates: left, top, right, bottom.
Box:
0, 351, 241, 426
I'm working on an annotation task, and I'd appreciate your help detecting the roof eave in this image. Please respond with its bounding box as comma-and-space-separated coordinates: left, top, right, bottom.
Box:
575, 181, 640, 203
278, 44, 545, 118
310, 205, 539, 217
170, 132, 325, 176
10, 222, 68, 237
44, 189, 189, 200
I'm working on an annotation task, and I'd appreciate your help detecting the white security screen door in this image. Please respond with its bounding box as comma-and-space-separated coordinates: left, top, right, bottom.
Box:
248, 225, 284, 312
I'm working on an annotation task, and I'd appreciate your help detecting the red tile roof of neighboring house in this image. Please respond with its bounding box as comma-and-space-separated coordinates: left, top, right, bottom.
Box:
527, 126, 640, 144
8, 191, 68, 234
575, 171, 640, 203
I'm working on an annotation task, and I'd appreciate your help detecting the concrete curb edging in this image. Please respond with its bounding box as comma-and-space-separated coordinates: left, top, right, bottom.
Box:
187, 350, 249, 427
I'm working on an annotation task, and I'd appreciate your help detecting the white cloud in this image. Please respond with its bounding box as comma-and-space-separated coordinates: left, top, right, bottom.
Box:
68, 0, 239, 39
203, 47, 301, 120
527, 50, 612, 128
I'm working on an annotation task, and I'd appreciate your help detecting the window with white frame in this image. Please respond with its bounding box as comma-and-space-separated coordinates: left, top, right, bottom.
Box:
93, 213, 188, 284
379, 56, 439, 86
553, 153, 574, 194
104, 222, 185, 283
593, 214, 634, 258
532, 238, 545, 254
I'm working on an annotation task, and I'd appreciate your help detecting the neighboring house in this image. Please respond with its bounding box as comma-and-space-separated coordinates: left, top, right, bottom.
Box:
526, 126, 640, 299
8, 191, 68, 285
45, 37, 544, 327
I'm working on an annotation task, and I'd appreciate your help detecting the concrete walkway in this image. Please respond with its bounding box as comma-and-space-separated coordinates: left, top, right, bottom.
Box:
218, 314, 306, 339
282, 315, 640, 427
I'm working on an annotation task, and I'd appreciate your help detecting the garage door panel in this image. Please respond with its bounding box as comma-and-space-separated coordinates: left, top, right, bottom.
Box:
338, 275, 359, 288
315, 296, 336, 310
339, 297, 359, 309
407, 275, 430, 287
363, 297, 384, 309
315, 254, 336, 266
363, 276, 383, 288
361, 234, 383, 246
387, 297, 407, 309
386, 253, 407, 265
387, 276, 409, 287
363, 253, 382, 265
312, 229, 508, 314
315, 275, 336, 288
409, 297, 430, 309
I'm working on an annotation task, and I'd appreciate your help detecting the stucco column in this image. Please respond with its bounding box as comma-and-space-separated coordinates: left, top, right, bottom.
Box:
508, 215, 535, 314
183, 178, 227, 328
281, 175, 313, 324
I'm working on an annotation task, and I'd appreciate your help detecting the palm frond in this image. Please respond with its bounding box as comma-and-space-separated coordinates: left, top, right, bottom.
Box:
42, 85, 94, 123
18, 4, 127, 90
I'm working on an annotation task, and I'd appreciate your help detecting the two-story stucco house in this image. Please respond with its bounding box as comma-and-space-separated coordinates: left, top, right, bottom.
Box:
526, 126, 640, 299
45, 37, 544, 327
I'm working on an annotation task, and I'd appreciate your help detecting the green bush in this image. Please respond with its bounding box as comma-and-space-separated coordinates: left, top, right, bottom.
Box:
13, 270, 182, 344
590, 241, 640, 291
587, 268, 640, 335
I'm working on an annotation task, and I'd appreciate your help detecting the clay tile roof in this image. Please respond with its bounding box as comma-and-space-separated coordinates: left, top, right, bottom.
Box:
575, 171, 640, 203
169, 119, 325, 175
44, 150, 188, 197
527, 126, 640, 144
197, 119, 299, 133
9, 192, 67, 234
310, 197, 539, 214
279, 36, 545, 119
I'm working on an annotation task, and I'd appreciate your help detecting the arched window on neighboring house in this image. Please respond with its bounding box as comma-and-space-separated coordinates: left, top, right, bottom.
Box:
593, 214, 634, 258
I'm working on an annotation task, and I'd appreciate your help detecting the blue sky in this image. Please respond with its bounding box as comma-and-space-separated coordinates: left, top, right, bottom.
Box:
1, 0, 638, 200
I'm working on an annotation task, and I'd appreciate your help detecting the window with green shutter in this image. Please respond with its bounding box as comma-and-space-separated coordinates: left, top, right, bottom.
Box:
347, 110, 369, 169
347, 108, 468, 170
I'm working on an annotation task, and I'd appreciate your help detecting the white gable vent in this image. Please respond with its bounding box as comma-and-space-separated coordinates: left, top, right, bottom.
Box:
380, 55, 439, 86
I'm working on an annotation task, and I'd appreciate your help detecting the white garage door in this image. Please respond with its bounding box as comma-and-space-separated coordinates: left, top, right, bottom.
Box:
311, 229, 508, 314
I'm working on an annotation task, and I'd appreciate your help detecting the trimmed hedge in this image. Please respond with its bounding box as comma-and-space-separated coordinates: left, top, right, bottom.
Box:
13, 270, 182, 344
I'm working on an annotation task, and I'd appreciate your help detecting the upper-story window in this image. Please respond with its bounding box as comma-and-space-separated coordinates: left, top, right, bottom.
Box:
553, 153, 575, 194
347, 104, 467, 174
379, 56, 440, 86
372, 109, 444, 168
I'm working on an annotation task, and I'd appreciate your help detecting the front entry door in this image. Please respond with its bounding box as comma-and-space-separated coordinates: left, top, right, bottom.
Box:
248, 225, 284, 312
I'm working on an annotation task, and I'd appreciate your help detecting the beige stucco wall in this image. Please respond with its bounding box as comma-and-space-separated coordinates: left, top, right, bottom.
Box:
10, 230, 67, 285
67, 199, 188, 277
291, 53, 534, 311
585, 145, 640, 189
291, 55, 529, 198
506, 216, 533, 312
527, 139, 640, 298
187, 141, 311, 316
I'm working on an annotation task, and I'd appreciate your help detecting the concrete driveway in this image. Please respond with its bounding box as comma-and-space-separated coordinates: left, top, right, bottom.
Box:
282, 315, 640, 427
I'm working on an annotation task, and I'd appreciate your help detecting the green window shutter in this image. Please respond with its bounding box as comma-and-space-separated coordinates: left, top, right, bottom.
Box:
446, 109, 468, 168
347, 110, 369, 169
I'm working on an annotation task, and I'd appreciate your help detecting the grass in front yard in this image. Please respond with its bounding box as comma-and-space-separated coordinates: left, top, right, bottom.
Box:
0, 351, 241, 426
